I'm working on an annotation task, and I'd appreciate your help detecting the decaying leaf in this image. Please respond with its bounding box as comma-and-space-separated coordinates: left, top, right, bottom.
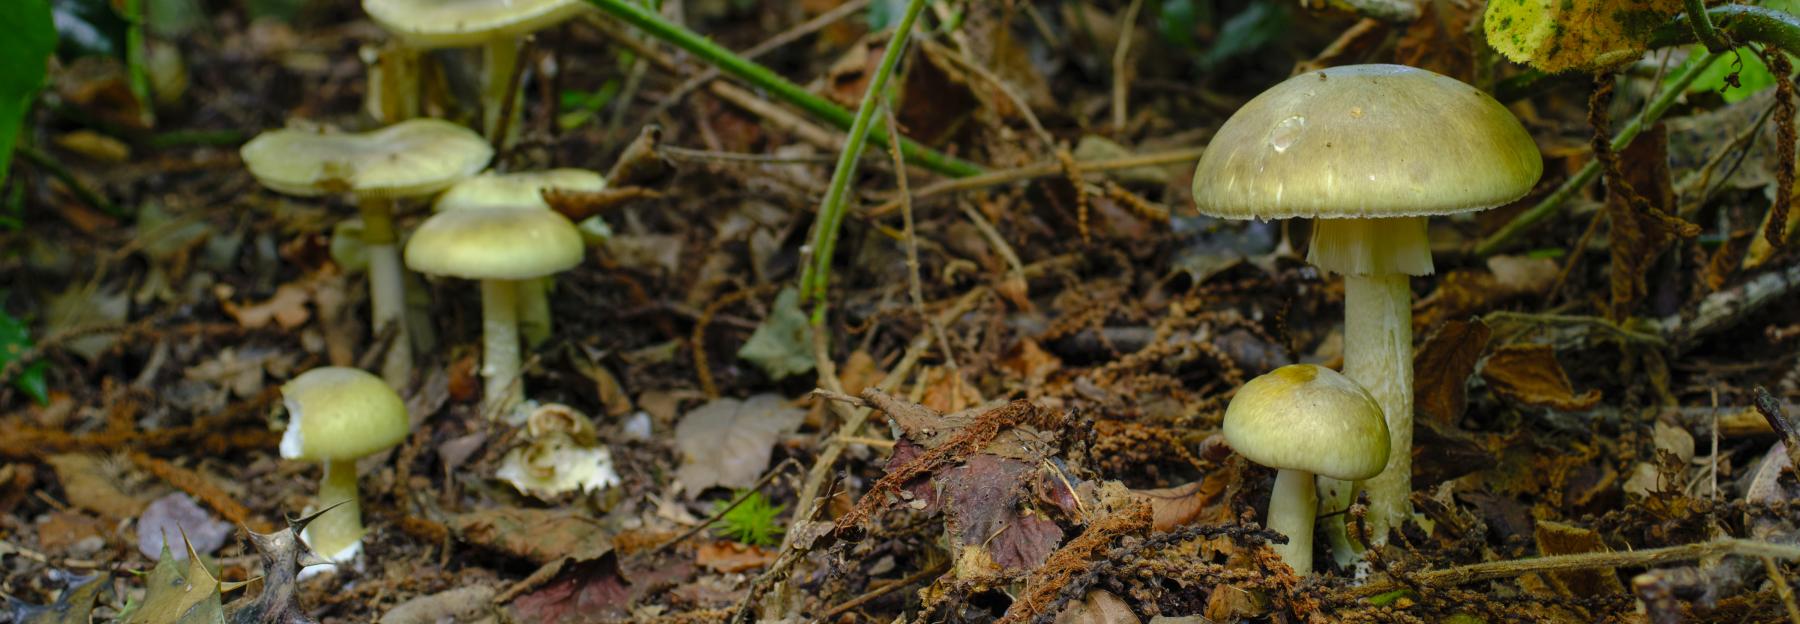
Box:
673, 394, 805, 494
378, 586, 497, 624
1603, 125, 1698, 320
1395, 0, 1479, 80
1414, 319, 1493, 426
10, 572, 108, 624
502, 552, 693, 624
136, 492, 234, 559
449, 507, 615, 565
1414, 256, 1557, 329
735, 287, 816, 381
216, 282, 311, 330
1483, 0, 1680, 72
1053, 589, 1139, 624
1480, 344, 1603, 411
1532, 520, 1625, 596
46, 453, 149, 519
694, 540, 777, 573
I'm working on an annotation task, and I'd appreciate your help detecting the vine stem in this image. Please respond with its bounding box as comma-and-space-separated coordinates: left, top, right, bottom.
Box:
579, 0, 982, 179
798, 0, 933, 325
1479, 5, 1800, 255
1475, 51, 1723, 256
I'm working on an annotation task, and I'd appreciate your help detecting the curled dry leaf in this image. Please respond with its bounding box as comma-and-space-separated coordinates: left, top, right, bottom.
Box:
1480, 344, 1602, 412
216, 282, 311, 330
673, 394, 805, 494
1602, 126, 1699, 321
1414, 319, 1493, 426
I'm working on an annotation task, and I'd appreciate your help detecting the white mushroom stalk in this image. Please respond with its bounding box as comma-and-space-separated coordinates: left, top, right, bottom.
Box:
357, 198, 412, 386
481, 279, 523, 415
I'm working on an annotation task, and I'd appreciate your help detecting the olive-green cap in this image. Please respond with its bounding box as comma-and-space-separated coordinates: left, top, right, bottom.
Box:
1222, 364, 1389, 480
1192, 64, 1541, 220
434, 169, 606, 212
279, 367, 410, 461
364, 0, 592, 48
404, 207, 584, 280
241, 119, 492, 199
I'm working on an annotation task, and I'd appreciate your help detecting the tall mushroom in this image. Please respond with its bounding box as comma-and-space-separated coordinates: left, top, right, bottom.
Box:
434, 169, 607, 347
404, 207, 584, 420
1190, 64, 1541, 545
363, 0, 593, 143
242, 119, 493, 388
1224, 364, 1388, 574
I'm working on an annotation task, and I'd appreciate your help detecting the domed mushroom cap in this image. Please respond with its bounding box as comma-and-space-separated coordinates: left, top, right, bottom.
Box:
364, 0, 592, 48
434, 169, 606, 212
404, 207, 584, 280
1192, 64, 1541, 220
1223, 364, 1389, 481
241, 119, 492, 199
280, 367, 410, 461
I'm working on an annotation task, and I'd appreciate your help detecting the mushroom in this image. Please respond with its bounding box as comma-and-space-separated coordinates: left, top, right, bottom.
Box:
241, 119, 493, 387
404, 207, 584, 420
279, 367, 410, 563
1190, 64, 1541, 544
434, 169, 608, 347
363, 0, 593, 143
1223, 364, 1388, 574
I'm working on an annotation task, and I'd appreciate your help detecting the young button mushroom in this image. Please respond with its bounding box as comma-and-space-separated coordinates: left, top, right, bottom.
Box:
434, 169, 607, 347
1190, 64, 1541, 544
279, 367, 410, 564
1223, 364, 1388, 575
241, 119, 493, 387
363, 0, 593, 143
404, 207, 584, 420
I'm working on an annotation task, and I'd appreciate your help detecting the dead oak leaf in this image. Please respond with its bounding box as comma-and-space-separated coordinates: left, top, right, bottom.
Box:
1414, 319, 1493, 426
1480, 344, 1602, 411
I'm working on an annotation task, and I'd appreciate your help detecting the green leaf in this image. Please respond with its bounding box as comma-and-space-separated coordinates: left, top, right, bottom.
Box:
1157, 0, 1202, 50
736, 286, 816, 380
0, 0, 55, 187
1199, 1, 1287, 70
0, 309, 48, 405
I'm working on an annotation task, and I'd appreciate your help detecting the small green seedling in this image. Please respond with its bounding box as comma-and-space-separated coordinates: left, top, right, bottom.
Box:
712, 490, 785, 547
0, 308, 48, 404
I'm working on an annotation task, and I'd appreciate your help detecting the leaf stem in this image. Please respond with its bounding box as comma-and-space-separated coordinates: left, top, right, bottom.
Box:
799, 0, 933, 325
579, 0, 982, 179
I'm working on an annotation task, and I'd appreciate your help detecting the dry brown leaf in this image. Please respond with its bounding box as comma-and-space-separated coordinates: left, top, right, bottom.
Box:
1532, 520, 1625, 596
1414, 319, 1493, 425
45, 454, 148, 519
1002, 339, 1063, 384
1395, 0, 1478, 81
216, 282, 312, 330
1414, 256, 1557, 329
694, 540, 777, 573
1480, 344, 1602, 411
450, 507, 614, 565
1604, 125, 1699, 320
1054, 590, 1140, 624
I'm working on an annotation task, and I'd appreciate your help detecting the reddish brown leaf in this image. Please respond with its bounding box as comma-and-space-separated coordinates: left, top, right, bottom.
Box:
1480, 344, 1602, 411
694, 541, 777, 574
1604, 125, 1699, 320
1414, 319, 1493, 425
1395, 0, 1478, 81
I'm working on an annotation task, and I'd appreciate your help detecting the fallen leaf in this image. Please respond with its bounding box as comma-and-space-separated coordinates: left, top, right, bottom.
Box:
1133, 473, 1232, 532
45, 454, 148, 519
11, 572, 108, 624
1602, 125, 1698, 321
1054, 589, 1140, 624
735, 287, 816, 381
36, 511, 107, 555
378, 586, 497, 624
673, 394, 805, 495
449, 507, 614, 565
136, 493, 233, 560
939, 454, 1063, 575
1483, 0, 1680, 72
216, 282, 311, 330
1532, 520, 1625, 596
1480, 344, 1602, 411
1395, 0, 1478, 80
504, 552, 693, 624
1414, 319, 1493, 426
1002, 339, 1063, 384
695, 540, 777, 573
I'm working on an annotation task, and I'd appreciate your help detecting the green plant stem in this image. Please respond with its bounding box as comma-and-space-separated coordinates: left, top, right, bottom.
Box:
1685, 0, 1731, 52
798, 0, 932, 326
1475, 51, 1722, 256
579, 0, 982, 179
15, 144, 124, 217
123, 0, 154, 128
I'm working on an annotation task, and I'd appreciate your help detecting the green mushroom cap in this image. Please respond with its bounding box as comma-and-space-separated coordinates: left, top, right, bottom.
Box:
280, 367, 410, 461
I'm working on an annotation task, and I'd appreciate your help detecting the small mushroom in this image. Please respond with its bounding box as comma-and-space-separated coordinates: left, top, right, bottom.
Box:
241, 119, 492, 387
363, 0, 594, 142
279, 367, 410, 563
404, 207, 584, 420
1190, 64, 1541, 543
434, 169, 608, 347
1223, 364, 1388, 575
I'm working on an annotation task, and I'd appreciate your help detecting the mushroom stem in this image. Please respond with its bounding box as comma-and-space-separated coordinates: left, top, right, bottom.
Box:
517, 277, 552, 347
309, 458, 365, 561
1267, 468, 1317, 574
481, 38, 522, 145
358, 198, 413, 387
480, 279, 523, 420
1341, 270, 1414, 545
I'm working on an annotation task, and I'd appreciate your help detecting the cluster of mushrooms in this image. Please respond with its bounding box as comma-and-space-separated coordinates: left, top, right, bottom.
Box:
1199, 64, 1541, 574
238, 0, 1538, 580
239, 0, 614, 567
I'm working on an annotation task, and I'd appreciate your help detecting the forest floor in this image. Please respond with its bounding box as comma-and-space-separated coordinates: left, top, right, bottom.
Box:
5, 1, 1800, 623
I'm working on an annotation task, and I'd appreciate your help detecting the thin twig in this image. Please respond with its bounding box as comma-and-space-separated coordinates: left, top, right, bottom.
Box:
957, 202, 1027, 286
632, 458, 801, 562
820, 562, 949, 620
863, 147, 1207, 218
1111, 0, 1145, 131
1764, 556, 1800, 624
15, 144, 124, 217
1344, 538, 1800, 599
643, 0, 872, 124
884, 104, 959, 375
921, 40, 1055, 149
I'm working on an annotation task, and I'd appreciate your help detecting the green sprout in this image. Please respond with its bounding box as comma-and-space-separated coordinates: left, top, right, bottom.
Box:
712, 490, 785, 547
